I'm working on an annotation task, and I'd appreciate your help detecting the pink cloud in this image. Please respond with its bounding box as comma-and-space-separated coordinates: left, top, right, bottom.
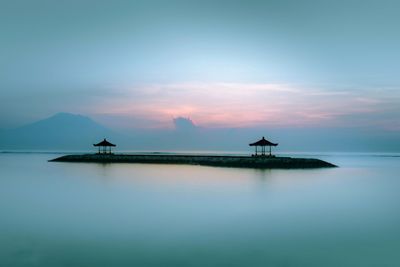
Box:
89, 82, 400, 129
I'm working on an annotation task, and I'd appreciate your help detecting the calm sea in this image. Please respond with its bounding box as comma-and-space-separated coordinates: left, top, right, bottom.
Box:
1, 152, 400, 267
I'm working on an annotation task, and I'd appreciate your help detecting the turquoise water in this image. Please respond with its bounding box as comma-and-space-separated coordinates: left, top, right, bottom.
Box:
1, 152, 400, 266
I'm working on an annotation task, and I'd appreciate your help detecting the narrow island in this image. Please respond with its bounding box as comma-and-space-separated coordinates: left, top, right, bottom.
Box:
50, 137, 337, 169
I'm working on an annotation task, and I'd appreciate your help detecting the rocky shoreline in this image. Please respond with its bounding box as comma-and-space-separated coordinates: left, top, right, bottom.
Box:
50, 154, 337, 169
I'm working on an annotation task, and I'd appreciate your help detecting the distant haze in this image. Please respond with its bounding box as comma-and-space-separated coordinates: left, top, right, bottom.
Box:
0, 1, 399, 151
0, 113, 398, 152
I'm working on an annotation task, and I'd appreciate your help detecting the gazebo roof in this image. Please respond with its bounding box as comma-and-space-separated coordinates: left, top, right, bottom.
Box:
93, 138, 116, 147
249, 137, 278, 147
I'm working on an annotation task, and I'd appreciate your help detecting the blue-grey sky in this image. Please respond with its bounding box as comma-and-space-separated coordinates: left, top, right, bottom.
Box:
1, 0, 400, 132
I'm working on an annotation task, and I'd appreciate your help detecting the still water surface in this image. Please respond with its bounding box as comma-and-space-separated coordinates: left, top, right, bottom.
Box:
1, 152, 400, 266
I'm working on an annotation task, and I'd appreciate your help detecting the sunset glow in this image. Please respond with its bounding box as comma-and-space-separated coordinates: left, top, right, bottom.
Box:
89, 82, 399, 129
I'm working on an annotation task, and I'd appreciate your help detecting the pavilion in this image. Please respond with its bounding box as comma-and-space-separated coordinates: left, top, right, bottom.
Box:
93, 138, 116, 154
249, 136, 278, 157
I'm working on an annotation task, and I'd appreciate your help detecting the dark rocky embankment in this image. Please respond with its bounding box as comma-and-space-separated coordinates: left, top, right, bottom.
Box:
50, 154, 337, 169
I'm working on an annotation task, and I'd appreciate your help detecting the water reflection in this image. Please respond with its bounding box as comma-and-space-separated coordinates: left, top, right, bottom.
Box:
1, 153, 400, 267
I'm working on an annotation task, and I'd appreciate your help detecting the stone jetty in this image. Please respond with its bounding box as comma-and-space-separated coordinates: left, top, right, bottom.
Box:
50, 154, 337, 169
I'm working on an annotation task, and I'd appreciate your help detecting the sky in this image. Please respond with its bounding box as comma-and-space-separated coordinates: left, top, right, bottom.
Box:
1, 0, 400, 134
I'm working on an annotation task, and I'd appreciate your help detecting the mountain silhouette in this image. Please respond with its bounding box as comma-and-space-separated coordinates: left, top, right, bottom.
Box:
1, 113, 396, 152
0, 113, 118, 150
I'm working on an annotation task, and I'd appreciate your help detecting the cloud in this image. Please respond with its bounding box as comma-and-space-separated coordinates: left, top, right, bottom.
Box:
86, 82, 400, 130
173, 117, 197, 132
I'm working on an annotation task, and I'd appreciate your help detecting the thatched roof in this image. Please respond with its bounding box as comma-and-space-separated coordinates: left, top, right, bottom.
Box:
93, 138, 116, 147
249, 137, 278, 147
